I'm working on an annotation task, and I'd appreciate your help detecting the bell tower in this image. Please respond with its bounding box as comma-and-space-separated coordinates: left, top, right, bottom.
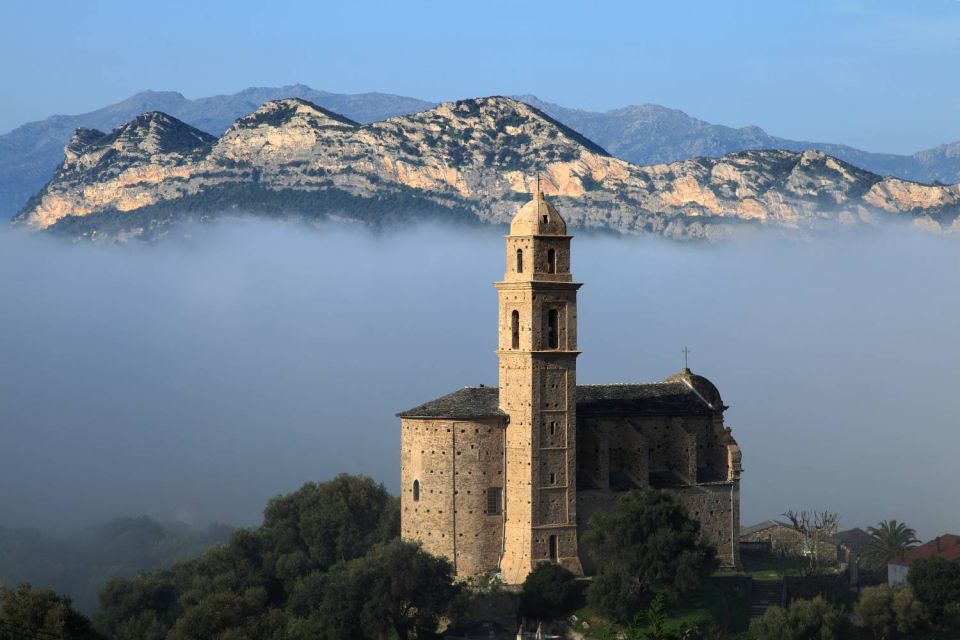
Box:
496, 190, 583, 583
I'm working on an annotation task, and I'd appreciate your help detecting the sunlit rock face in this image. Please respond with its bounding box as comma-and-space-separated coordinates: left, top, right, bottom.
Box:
14, 97, 960, 240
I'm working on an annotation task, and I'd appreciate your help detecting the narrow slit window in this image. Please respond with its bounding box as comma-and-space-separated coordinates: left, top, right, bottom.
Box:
549, 421, 556, 436
547, 248, 556, 274
413, 480, 420, 502
546, 309, 559, 349
516, 249, 523, 273
548, 534, 558, 561
486, 487, 502, 515
549, 472, 556, 484
511, 310, 520, 349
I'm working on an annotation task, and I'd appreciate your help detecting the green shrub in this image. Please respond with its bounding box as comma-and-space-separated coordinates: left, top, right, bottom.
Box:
518, 563, 581, 622
748, 596, 846, 640
907, 556, 960, 624
854, 584, 922, 639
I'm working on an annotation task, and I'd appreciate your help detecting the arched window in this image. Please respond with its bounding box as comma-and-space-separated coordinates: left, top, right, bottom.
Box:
547, 248, 556, 274
413, 480, 420, 502
511, 310, 520, 349
546, 309, 559, 349
516, 249, 523, 273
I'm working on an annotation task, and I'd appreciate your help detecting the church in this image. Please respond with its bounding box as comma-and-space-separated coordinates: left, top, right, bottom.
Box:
398, 191, 742, 584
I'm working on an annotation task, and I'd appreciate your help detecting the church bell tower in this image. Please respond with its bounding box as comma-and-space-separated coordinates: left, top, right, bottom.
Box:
497, 190, 583, 582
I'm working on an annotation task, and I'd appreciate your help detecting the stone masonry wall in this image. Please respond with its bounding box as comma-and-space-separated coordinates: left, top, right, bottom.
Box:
676, 483, 740, 568
401, 417, 506, 578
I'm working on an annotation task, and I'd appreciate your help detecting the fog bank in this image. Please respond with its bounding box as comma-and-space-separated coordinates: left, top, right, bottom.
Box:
1, 220, 957, 540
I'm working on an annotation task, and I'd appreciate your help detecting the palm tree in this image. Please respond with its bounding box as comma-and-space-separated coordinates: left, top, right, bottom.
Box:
863, 519, 919, 569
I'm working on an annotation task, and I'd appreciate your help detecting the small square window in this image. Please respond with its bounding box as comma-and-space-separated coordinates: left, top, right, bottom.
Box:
486, 487, 503, 515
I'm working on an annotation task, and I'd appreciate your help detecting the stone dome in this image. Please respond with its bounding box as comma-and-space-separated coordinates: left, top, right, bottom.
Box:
510, 191, 567, 236
665, 368, 727, 412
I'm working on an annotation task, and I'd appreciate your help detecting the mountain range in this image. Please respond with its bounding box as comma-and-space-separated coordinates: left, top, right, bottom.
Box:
14, 97, 960, 241
4, 84, 960, 224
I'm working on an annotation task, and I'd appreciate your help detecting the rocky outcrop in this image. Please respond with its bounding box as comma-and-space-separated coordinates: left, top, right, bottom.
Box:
14, 97, 960, 240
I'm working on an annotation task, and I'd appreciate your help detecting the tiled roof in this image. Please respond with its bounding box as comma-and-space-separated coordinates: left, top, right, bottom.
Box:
396, 386, 505, 420
397, 382, 716, 419
889, 534, 960, 567
577, 383, 715, 417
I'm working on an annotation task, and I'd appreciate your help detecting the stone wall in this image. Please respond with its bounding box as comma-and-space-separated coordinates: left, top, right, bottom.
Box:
675, 483, 740, 568
575, 414, 741, 569
740, 524, 804, 555
401, 417, 507, 578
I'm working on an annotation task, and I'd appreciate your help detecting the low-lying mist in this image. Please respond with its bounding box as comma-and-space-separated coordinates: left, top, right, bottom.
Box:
1, 220, 958, 540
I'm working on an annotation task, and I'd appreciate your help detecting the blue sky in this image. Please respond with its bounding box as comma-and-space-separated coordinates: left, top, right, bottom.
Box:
2, 0, 960, 153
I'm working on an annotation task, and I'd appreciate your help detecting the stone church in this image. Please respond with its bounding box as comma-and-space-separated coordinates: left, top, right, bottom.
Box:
398, 192, 742, 584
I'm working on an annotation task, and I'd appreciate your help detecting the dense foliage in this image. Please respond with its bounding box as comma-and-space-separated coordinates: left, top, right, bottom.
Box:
92, 474, 455, 640
907, 556, 960, 627
583, 489, 717, 622
518, 563, 581, 622
0, 583, 104, 640
0, 517, 231, 613
853, 585, 922, 639
747, 596, 847, 640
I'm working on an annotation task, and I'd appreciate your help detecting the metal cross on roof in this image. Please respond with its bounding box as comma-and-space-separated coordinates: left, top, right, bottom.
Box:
682, 346, 691, 369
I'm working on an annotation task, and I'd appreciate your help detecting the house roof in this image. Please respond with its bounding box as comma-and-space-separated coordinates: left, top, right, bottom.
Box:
889, 534, 960, 567
739, 520, 795, 538
830, 528, 874, 554
397, 381, 717, 420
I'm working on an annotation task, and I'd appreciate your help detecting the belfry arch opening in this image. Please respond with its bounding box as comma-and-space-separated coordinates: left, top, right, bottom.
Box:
413, 479, 420, 502
547, 248, 556, 274
546, 309, 559, 349
511, 310, 520, 349
516, 249, 523, 273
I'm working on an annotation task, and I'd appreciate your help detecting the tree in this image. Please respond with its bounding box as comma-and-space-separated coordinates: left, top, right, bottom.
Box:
861, 521, 919, 570
583, 490, 716, 622
748, 596, 846, 640
260, 473, 400, 577
586, 568, 645, 624
519, 563, 581, 622
96, 474, 401, 640
315, 540, 459, 640
907, 556, 960, 624
0, 583, 104, 640
585, 490, 717, 596
782, 510, 839, 572
854, 584, 922, 639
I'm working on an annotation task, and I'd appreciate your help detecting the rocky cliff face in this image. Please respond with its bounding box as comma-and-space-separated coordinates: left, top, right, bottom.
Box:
0, 85, 434, 220
515, 95, 960, 184
14, 97, 960, 240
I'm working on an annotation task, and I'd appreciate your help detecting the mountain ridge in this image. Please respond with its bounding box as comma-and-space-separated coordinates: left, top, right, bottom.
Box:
15, 96, 960, 241
5, 85, 960, 223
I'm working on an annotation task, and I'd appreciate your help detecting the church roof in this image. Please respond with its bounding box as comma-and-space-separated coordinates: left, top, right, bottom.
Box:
397, 381, 718, 420
398, 386, 506, 420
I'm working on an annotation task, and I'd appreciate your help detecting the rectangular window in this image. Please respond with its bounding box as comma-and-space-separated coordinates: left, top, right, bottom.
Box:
548, 534, 558, 561
486, 487, 503, 515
